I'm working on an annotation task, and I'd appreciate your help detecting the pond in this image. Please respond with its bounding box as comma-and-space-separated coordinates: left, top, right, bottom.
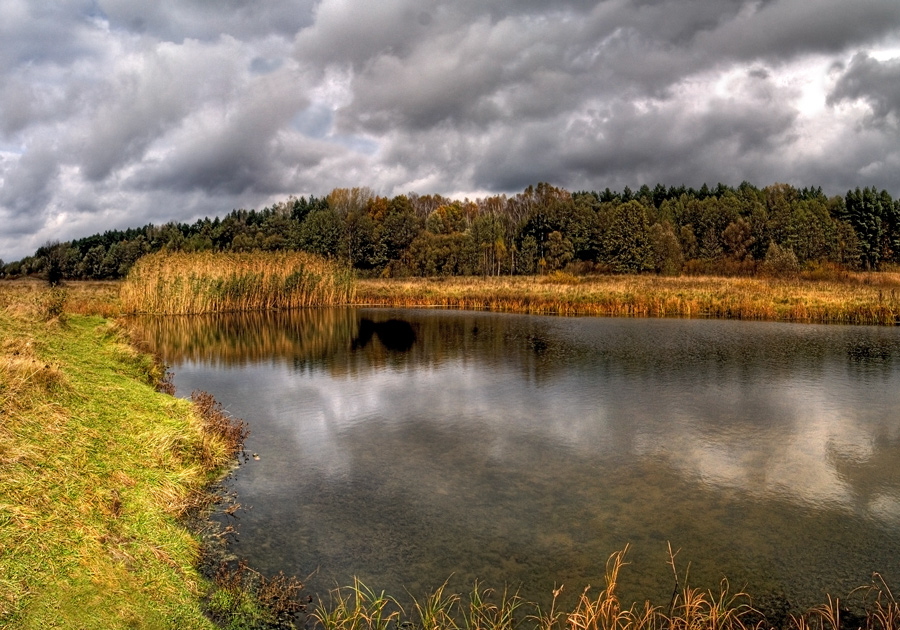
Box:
136, 308, 900, 612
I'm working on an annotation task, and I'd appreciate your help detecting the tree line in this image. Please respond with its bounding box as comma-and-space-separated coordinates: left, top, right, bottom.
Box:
4, 181, 900, 283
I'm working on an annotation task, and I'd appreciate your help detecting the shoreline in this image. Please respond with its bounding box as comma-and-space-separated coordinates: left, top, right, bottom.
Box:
0, 282, 300, 628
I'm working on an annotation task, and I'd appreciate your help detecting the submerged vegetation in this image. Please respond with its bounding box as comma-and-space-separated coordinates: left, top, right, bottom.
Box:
120, 251, 355, 314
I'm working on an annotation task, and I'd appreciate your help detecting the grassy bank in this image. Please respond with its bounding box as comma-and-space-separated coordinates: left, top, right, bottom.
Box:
355, 272, 900, 325
121, 251, 355, 315
0, 283, 268, 628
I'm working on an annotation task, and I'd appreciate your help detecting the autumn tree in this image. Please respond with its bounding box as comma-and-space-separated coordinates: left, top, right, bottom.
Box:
649, 222, 683, 275
722, 217, 755, 262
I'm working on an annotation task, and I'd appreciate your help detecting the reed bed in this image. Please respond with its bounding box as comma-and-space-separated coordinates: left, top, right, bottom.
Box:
355, 273, 900, 325
120, 251, 355, 314
313, 549, 900, 630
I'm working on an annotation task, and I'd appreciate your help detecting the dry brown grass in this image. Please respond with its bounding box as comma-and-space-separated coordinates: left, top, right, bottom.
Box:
120, 251, 355, 314
189, 390, 249, 468
355, 273, 900, 325
0, 278, 123, 319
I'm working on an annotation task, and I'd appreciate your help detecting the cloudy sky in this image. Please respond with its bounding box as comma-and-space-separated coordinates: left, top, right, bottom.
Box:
2, 1, 900, 261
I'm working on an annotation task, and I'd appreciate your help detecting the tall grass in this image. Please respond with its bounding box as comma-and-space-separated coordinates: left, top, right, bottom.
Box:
355, 273, 900, 325
0, 278, 123, 318
312, 549, 900, 630
120, 251, 355, 314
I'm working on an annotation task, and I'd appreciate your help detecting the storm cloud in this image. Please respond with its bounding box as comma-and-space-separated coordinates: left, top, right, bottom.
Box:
1, 0, 900, 260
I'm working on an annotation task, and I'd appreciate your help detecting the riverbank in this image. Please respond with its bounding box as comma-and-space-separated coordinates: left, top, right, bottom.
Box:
0, 282, 297, 628
355, 272, 900, 324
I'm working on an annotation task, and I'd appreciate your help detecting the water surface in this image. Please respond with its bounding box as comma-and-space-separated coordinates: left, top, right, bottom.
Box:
137, 309, 900, 610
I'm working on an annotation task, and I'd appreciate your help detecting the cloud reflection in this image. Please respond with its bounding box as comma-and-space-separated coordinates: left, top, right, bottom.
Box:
153, 310, 900, 603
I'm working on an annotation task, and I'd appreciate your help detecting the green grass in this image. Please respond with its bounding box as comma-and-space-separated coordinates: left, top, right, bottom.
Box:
0, 288, 233, 628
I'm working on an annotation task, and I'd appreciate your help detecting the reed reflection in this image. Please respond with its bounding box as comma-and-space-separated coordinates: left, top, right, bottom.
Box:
137, 308, 900, 379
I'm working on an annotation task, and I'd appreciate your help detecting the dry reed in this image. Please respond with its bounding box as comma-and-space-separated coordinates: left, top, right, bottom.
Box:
120, 251, 355, 314
355, 273, 900, 325
310, 549, 764, 630
312, 547, 900, 630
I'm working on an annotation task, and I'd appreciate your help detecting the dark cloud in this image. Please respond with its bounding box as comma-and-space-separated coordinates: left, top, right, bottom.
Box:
0, 141, 60, 221
131, 74, 311, 195
2, 0, 900, 259
828, 52, 900, 124
0, 2, 101, 70
74, 39, 246, 181
694, 0, 900, 60
470, 79, 799, 193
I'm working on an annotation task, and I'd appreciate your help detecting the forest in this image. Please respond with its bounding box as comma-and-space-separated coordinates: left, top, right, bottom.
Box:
4, 181, 900, 282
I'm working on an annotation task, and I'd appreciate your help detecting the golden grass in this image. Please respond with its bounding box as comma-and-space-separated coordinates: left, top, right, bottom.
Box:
7, 265, 900, 325
0, 278, 123, 319
354, 273, 900, 325
313, 548, 900, 630
120, 251, 355, 314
